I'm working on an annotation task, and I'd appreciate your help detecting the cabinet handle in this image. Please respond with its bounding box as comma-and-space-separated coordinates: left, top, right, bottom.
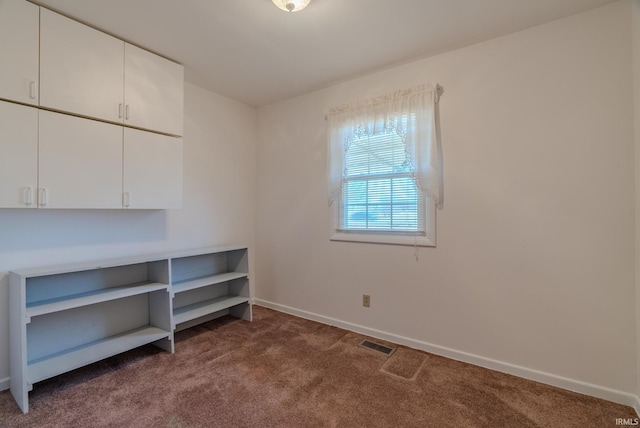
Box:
125, 105, 130, 120
39, 188, 47, 207
29, 81, 36, 99
123, 192, 130, 208
24, 187, 33, 206
118, 103, 123, 119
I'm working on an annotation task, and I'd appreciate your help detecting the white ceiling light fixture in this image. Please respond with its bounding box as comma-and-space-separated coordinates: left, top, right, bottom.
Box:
272, 0, 311, 12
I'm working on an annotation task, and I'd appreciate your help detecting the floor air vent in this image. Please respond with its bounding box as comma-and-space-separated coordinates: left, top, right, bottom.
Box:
359, 340, 396, 356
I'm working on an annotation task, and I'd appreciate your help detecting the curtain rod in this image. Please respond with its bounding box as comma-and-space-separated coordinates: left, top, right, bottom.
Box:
324, 83, 444, 121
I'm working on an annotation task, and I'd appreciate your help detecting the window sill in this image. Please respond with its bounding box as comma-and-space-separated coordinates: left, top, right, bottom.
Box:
330, 231, 435, 247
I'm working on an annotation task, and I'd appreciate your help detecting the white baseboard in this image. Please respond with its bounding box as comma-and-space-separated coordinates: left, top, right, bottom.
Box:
254, 298, 640, 414
0, 377, 9, 391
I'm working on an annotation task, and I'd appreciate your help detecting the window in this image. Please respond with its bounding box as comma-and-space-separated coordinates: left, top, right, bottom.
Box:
342, 117, 425, 232
327, 85, 443, 246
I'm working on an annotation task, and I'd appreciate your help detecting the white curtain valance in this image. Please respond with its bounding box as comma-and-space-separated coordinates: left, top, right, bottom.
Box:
327, 84, 444, 209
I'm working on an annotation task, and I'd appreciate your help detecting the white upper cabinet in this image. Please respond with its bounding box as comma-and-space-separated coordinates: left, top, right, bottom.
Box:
123, 128, 183, 209
39, 8, 125, 124
38, 110, 123, 209
124, 44, 184, 136
0, 4, 183, 210
38, 8, 183, 136
0, 101, 38, 208
0, 0, 40, 105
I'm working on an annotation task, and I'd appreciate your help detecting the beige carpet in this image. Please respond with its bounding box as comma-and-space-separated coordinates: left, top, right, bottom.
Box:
0, 306, 636, 427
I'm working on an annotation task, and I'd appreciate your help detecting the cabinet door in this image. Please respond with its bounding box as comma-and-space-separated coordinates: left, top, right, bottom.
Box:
0, 101, 38, 208
0, 0, 39, 105
39, 111, 123, 209
124, 43, 184, 136
123, 128, 183, 209
40, 8, 124, 124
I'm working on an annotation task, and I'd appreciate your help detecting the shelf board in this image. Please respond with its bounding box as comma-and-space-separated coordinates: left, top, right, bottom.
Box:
26, 282, 168, 319
12, 246, 248, 278
173, 295, 249, 326
172, 272, 248, 294
27, 326, 170, 384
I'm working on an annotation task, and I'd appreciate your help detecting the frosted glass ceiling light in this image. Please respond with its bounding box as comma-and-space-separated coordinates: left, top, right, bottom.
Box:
272, 0, 310, 12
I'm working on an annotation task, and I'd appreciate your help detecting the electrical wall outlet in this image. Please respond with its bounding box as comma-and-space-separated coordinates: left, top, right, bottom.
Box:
362, 294, 370, 308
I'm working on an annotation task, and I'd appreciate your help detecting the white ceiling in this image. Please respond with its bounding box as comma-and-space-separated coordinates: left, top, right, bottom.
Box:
30, 0, 618, 107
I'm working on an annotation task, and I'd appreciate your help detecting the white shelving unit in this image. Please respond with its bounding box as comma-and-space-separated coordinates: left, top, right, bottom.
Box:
9, 246, 251, 413
171, 247, 252, 331
10, 257, 173, 413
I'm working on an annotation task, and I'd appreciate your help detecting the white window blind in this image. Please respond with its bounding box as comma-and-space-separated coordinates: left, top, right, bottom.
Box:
340, 117, 425, 234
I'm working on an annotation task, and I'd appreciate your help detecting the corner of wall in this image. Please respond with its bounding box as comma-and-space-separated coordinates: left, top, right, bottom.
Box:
632, 0, 640, 410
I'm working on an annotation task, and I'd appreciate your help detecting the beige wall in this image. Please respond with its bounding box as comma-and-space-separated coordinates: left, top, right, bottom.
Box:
0, 82, 257, 385
256, 1, 636, 403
